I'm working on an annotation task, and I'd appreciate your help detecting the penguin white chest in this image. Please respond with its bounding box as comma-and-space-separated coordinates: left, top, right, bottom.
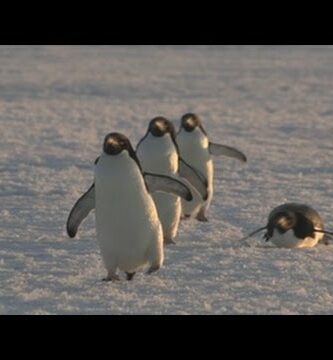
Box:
177, 128, 213, 218
136, 133, 181, 242
177, 128, 212, 177
270, 229, 323, 249
94, 152, 163, 272
137, 133, 178, 175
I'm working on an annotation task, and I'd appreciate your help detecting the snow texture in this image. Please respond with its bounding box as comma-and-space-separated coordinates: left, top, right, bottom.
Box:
0, 45, 333, 314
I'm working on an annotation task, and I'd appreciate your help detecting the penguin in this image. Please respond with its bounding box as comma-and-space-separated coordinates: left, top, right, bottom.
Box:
66, 120, 207, 242
136, 117, 208, 245
67, 133, 193, 281
176, 113, 247, 222
240, 203, 333, 248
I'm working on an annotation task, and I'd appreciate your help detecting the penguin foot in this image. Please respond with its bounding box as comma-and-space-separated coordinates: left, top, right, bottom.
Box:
321, 237, 330, 245
196, 209, 208, 222
181, 215, 191, 221
196, 214, 208, 222
263, 233, 270, 242
146, 264, 160, 275
103, 273, 120, 282
164, 237, 176, 246
126, 272, 136, 281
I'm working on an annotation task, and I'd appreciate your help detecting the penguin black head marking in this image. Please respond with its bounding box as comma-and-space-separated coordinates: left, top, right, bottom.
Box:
103, 132, 142, 170
149, 117, 176, 139
103, 133, 133, 156
181, 113, 207, 135
136, 117, 179, 154
268, 210, 297, 236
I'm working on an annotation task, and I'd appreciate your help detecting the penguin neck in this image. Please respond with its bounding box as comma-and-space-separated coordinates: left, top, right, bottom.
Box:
146, 132, 175, 151
97, 151, 143, 182
178, 127, 209, 150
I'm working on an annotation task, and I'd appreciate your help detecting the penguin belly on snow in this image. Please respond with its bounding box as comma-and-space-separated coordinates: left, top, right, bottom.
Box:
240, 203, 333, 248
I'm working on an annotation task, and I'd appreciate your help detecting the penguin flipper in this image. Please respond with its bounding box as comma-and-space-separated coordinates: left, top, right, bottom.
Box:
178, 158, 209, 200
209, 142, 247, 162
66, 183, 95, 238
144, 172, 193, 201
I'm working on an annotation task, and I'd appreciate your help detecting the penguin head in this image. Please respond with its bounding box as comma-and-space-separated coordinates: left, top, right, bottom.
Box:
275, 211, 297, 233
148, 117, 176, 138
103, 133, 134, 156
180, 113, 207, 135
268, 210, 297, 236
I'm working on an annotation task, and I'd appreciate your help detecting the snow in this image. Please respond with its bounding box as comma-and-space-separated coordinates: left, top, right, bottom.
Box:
1, 45, 333, 314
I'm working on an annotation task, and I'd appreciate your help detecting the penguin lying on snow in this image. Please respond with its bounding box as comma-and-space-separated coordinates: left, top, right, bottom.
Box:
136, 116, 208, 245
176, 113, 247, 222
240, 203, 333, 248
67, 133, 193, 281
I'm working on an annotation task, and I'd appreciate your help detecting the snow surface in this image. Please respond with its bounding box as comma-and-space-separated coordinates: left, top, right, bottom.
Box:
1, 45, 333, 315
